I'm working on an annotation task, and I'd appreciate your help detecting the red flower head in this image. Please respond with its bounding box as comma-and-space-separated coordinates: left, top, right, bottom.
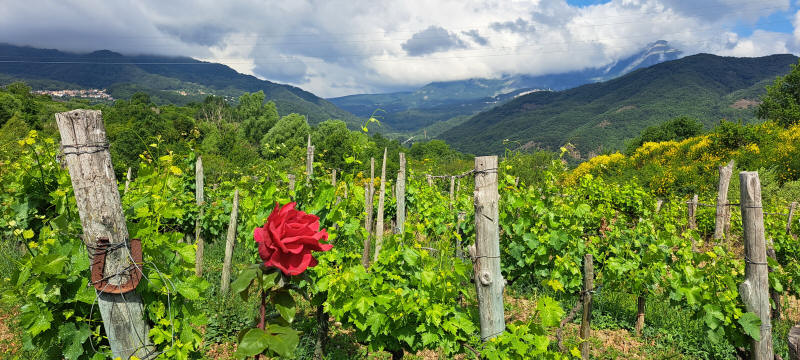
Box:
253, 202, 332, 275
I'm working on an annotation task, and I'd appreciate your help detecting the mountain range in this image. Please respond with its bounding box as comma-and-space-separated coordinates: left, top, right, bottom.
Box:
438, 53, 798, 156
0, 43, 358, 127
329, 40, 682, 132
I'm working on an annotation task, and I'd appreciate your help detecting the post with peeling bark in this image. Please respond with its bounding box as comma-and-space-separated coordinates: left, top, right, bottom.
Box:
580, 254, 593, 360
195, 156, 205, 277
787, 202, 797, 236
469, 156, 505, 341
220, 189, 239, 294
56, 110, 152, 360
687, 194, 698, 230
789, 325, 800, 360
373, 148, 388, 262
306, 135, 314, 184
124, 167, 132, 194
449, 176, 455, 211
395, 153, 406, 234
738, 172, 773, 360
715, 160, 734, 241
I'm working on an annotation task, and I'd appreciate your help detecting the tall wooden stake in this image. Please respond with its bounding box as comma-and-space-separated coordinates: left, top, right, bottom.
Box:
124, 167, 132, 194
687, 194, 698, 230
789, 325, 800, 360
714, 160, 734, 241
395, 153, 406, 234
635, 294, 646, 336
306, 135, 314, 184
470, 156, 505, 341
331, 169, 337, 189
427, 174, 433, 187
220, 189, 239, 294
287, 174, 296, 199
373, 148, 387, 262
361, 181, 373, 268
56, 110, 152, 359
195, 156, 205, 277
787, 202, 797, 236
449, 176, 455, 211
580, 254, 593, 360
739, 172, 773, 360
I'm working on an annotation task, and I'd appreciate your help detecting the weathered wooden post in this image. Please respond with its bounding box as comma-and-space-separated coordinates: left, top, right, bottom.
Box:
580, 254, 593, 360
306, 135, 314, 184
361, 159, 375, 268
287, 174, 296, 196
687, 194, 698, 230
469, 155, 505, 341
738, 172, 773, 360
635, 294, 646, 336
373, 148, 387, 262
787, 202, 797, 236
790, 325, 800, 360
56, 110, 152, 359
655, 199, 663, 213
220, 189, 239, 294
195, 156, 205, 277
124, 167, 132, 194
331, 169, 337, 189
395, 153, 406, 234
427, 174, 433, 187
714, 160, 734, 241
449, 176, 455, 211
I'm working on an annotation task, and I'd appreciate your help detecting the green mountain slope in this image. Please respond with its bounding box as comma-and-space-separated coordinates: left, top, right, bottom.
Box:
0, 44, 358, 126
439, 53, 798, 156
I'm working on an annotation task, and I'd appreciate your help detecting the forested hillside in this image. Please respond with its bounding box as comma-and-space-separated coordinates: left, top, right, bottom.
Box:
0, 44, 359, 127
440, 53, 799, 156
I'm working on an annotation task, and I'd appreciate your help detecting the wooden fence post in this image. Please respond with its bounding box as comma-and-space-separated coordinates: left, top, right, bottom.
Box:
738, 171, 773, 360
288, 174, 296, 197
449, 176, 455, 211
195, 156, 205, 277
427, 174, 433, 187
714, 160, 734, 241
361, 183, 372, 268
56, 109, 152, 359
789, 325, 800, 360
655, 199, 663, 213
124, 167, 132, 194
373, 148, 387, 262
395, 153, 406, 234
635, 294, 646, 336
306, 135, 314, 183
331, 169, 337, 189
787, 202, 797, 236
580, 254, 593, 360
687, 194, 698, 230
470, 155, 505, 341
220, 189, 239, 294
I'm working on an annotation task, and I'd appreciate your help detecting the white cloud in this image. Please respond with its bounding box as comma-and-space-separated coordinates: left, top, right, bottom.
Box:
0, 0, 796, 97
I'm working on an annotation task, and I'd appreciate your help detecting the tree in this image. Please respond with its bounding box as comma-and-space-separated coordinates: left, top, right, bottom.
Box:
237, 91, 279, 146
757, 59, 800, 127
312, 120, 355, 170
625, 116, 703, 154
0, 92, 21, 127
261, 113, 310, 155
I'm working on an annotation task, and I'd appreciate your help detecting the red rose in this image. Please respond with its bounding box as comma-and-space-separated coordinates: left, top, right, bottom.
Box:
253, 202, 332, 275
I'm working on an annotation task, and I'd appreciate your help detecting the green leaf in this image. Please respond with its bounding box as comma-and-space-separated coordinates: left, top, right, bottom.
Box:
272, 290, 297, 324
59, 322, 90, 360
537, 296, 564, 328
35, 254, 67, 275
175, 282, 200, 300
231, 267, 258, 300
263, 324, 300, 357
738, 312, 762, 341
235, 328, 269, 357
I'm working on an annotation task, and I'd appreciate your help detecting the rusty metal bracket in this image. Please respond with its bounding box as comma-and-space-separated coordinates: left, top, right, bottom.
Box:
90, 237, 143, 294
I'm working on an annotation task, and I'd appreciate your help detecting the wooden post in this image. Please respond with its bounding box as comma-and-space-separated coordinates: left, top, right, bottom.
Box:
787, 202, 797, 236
361, 181, 373, 268
306, 135, 314, 183
789, 325, 800, 360
124, 167, 132, 194
738, 172, 773, 360
220, 189, 239, 294
373, 148, 387, 262
714, 160, 734, 241
427, 174, 433, 187
580, 254, 593, 360
470, 155, 505, 341
287, 174, 296, 195
395, 153, 406, 234
655, 199, 663, 213
635, 294, 646, 336
195, 156, 205, 277
766, 238, 781, 320
55, 110, 152, 359
331, 169, 337, 189
687, 194, 698, 230
456, 177, 461, 195
449, 176, 455, 211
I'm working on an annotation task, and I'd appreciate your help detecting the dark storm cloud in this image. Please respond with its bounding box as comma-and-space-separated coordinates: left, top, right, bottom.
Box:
401, 26, 467, 56
462, 29, 489, 45
253, 56, 309, 83
157, 24, 233, 47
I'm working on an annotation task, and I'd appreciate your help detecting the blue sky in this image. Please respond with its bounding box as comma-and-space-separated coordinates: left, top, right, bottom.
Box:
0, 0, 798, 96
